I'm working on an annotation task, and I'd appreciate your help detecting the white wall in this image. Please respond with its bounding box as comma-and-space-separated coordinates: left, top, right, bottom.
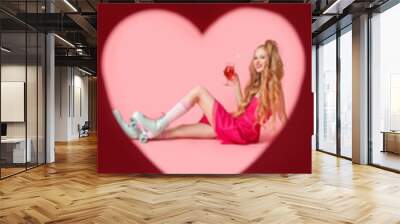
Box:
312, 45, 316, 150
55, 66, 70, 141
55, 67, 89, 141
73, 73, 89, 137
1, 65, 40, 137
1, 64, 46, 164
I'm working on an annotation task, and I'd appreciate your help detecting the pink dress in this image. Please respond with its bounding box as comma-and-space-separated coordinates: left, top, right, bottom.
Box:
198, 97, 261, 144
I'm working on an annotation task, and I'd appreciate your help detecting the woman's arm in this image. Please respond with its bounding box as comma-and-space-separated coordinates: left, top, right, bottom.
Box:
227, 74, 243, 105
278, 90, 287, 122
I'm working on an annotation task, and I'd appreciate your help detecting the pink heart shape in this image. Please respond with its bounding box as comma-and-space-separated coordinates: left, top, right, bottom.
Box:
101, 7, 306, 173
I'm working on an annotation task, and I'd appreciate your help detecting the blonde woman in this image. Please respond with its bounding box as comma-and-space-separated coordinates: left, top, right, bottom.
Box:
114, 39, 287, 144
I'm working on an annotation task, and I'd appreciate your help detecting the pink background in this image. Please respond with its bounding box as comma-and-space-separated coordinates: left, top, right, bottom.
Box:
99, 4, 311, 174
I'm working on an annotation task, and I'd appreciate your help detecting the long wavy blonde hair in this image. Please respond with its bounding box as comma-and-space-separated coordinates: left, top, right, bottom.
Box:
234, 40, 287, 127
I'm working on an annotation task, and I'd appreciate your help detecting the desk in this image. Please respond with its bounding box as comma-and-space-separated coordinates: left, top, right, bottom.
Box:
1, 138, 31, 163
382, 131, 400, 154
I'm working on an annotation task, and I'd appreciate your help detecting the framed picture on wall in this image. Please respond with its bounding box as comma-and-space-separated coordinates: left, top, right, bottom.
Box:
1, 81, 25, 122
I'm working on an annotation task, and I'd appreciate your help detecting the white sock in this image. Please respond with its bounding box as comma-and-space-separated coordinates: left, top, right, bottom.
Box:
158, 100, 190, 130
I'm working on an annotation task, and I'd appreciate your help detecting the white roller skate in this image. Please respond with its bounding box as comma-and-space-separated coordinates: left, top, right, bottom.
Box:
131, 112, 163, 142
112, 110, 141, 139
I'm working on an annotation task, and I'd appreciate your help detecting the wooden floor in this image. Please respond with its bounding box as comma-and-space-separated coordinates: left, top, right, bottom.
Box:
1, 135, 400, 223
1, 167, 26, 178
373, 150, 400, 171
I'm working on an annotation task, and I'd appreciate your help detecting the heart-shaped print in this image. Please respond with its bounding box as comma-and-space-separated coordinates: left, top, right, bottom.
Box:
101, 7, 306, 173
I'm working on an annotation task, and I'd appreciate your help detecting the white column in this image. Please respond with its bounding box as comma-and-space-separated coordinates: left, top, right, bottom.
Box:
352, 14, 369, 164
46, 1, 55, 163
46, 33, 55, 163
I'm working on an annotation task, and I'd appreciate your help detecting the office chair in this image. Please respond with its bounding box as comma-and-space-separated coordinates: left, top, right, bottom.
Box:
79, 121, 90, 138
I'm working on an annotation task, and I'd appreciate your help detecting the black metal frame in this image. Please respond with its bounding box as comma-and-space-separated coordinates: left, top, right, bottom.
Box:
315, 44, 319, 151
36, 1, 39, 168
44, 0, 47, 165
0, 17, 2, 179
336, 24, 341, 158
367, 10, 373, 166
25, 2, 28, 172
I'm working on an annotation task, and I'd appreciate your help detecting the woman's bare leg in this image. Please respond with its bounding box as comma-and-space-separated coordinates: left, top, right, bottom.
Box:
132, 85, 216, 140
156, 123, 216, 139
181, 85, 216, 127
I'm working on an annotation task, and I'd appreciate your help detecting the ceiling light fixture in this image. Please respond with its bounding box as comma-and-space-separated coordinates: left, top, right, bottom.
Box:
1, 47, 11, 53
63, 0, 78, 12
54, 34, 75, 48
78, 67, 93, 76
322, 0, 354, 15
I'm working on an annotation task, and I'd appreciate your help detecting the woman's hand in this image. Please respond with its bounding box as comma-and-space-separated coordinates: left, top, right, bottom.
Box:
225, 73, 240, 87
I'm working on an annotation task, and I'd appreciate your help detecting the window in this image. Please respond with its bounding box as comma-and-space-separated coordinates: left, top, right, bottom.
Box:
317, 35, 337, 154
339, 27, 352, 158
370, 2, 400, 171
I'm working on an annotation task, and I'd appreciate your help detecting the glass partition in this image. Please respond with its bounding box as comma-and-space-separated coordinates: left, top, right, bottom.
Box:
1, 31, 28, 177
0, 1, 46, 179
27, 30, 38, 169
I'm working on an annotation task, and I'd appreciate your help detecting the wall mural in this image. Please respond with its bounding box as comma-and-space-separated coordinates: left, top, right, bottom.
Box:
98, 3, 312, 174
